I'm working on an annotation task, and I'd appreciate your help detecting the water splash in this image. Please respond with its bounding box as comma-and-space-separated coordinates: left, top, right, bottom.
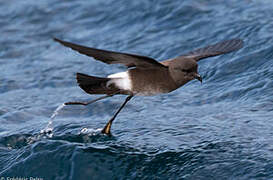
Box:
80, 127, 103, 136
50, 103, 66, 119
40, 103, 66, 138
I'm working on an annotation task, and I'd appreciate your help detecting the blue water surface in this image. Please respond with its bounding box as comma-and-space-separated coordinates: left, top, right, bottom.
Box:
0, 0, 273, 179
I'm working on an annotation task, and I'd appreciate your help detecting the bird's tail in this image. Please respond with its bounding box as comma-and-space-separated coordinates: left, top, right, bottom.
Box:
76, 73, 119, 95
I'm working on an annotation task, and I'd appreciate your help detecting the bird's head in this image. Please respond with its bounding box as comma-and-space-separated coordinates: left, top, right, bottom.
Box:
169, 58, 202, 86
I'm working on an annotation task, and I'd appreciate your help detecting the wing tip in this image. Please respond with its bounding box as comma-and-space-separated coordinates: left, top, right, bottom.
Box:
224, 38, 244, 53
236, 38, 244, 49
230, 38, 244, 49
53, 37, 64, 44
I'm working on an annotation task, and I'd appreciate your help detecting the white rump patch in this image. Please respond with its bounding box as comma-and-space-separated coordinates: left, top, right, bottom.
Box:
107, 71, 132, 91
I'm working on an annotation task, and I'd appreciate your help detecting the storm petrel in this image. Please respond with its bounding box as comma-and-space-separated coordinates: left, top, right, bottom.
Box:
54, 38, 243, 135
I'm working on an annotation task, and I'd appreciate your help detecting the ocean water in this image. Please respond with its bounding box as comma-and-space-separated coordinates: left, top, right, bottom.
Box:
1, 0, 273, 179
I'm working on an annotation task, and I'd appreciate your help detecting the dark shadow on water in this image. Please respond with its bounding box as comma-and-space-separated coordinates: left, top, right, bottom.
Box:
0, 127, 116, 150
0, 131, 272, 179
52, 132, 116, 144
0, 133, 34, 149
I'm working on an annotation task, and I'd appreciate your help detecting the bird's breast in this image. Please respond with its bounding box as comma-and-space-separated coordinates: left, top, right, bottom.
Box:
128, 68, 178, 96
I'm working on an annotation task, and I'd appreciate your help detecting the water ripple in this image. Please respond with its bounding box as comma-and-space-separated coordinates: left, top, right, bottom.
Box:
1, 0, 273, 179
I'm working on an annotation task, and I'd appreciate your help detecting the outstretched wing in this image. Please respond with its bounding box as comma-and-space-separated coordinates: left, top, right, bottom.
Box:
54, 38, 167, 69
178, 39, 243, 61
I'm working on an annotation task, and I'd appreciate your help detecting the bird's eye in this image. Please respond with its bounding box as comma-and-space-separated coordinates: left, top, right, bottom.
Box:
181, 69, 192, 73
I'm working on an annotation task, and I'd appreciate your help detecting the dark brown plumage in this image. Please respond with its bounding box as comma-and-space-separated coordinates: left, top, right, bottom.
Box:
53, 38, 167, 69
54, 38, 243, 135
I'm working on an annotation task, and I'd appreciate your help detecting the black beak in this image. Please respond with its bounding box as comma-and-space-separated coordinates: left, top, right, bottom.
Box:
194, 73, 203, 83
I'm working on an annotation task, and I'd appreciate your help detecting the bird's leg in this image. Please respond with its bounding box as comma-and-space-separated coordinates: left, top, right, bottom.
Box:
101, 95, 133, 135
64, 91, 120, 106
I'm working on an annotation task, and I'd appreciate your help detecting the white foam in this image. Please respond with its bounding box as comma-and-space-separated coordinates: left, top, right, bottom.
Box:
80, 127, 102, 135
107, 71, 132, 90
